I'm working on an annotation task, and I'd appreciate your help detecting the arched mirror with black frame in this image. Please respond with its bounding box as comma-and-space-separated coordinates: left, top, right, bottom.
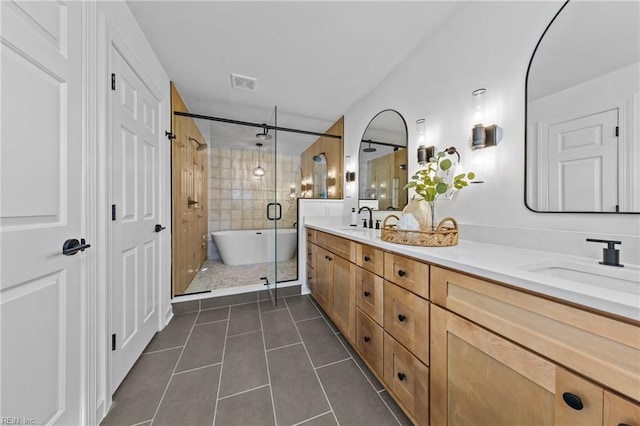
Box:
525, 0, 639, 213
358, 110, 408, 211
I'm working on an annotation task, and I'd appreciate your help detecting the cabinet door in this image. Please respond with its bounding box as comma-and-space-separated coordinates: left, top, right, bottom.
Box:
556, 367, 603, 426
356, 308, 384, 378
431, 305, 557, 426
604, 391, 640, 426
331, 255, 356, 341
313, 246, 333, 310
384, 332, 429, 425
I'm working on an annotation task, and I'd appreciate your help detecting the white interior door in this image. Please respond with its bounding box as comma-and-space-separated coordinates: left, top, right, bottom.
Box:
547, 108, 619, 211
110, 46, 161, 392
1, 1, 85, 424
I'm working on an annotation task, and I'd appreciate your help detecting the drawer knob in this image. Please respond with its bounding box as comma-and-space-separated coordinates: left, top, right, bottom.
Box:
397, 270, 406, 277
363, 291, 370, 297
363, 336, 370, 343
562, 392, 584, 411
398, 314, 406, 322
397, 372, 406, 381
364, 255, 371, 262
325, 255, 333, 261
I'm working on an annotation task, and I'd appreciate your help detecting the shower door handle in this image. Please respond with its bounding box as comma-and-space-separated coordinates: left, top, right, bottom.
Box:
267, 202, 282, 221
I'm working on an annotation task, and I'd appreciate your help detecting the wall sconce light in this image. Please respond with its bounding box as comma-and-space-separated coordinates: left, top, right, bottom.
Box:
416, 118, 436, 166
345, 155, 356, 182
471, 88, 502, 150
288, 184, 296, 200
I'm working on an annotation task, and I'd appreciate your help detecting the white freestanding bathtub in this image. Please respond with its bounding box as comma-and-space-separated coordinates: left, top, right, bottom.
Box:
211, 228, 298, 266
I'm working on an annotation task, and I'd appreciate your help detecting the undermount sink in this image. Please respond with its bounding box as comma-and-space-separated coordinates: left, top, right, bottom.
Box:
520, 259, 640, 295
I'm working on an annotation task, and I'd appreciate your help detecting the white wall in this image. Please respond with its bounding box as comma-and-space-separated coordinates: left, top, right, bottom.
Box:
343, 1, 639, 264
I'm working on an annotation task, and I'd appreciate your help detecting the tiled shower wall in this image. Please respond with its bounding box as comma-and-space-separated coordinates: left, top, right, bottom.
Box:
208, 146, 301, 260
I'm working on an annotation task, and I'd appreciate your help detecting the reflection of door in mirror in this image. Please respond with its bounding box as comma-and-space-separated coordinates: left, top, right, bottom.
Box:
359, 110, 408, 211
526, 1, 639, 212
313, 153, 328, 198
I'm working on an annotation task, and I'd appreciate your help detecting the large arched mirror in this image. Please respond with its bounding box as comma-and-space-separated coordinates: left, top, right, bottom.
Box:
358, 110, 408, 211
525, 0, 639, 213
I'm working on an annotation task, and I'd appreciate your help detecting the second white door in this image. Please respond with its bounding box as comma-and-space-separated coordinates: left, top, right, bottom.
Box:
110, 45, 162, 393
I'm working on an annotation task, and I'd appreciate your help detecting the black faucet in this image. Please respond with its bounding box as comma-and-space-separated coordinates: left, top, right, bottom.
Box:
586, 238, 624, 267
358, 206, 373, 228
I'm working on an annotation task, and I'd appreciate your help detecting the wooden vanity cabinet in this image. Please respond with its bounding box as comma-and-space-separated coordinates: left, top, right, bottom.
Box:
309, 231, 356, 342
430, 266, 640, 426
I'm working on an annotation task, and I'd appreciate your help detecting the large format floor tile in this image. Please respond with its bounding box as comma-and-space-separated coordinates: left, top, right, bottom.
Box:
317, 359, 400, 425
219, 330, 268, 397
102, 291, 405, 426
153, 364, 221, 426
296, 318, 349, 368
267, 344, 330, 426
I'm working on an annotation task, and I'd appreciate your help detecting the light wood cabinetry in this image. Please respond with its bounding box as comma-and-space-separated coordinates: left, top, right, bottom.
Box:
383, 281, 429, 365
357, 243, 384, 276
307, 227, 640, 426
356, 308, 384, 377
330, 254, 356, 341
431, 265, 640, 426
313, 245, 332, 311
355, 267, 384, 326
384, 332, 429, 425
384, 252, 429, 299
604, 391, 640, 425
309, 230, 356, 342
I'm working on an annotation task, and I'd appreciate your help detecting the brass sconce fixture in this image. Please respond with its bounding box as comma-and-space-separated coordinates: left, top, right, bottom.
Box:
471, 88, 502, 150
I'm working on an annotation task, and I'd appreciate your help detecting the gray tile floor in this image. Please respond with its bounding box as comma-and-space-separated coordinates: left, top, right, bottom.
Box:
101, 293, 412, 426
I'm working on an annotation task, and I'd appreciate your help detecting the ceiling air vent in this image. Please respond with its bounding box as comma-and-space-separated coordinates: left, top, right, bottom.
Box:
230, 73, 257, 91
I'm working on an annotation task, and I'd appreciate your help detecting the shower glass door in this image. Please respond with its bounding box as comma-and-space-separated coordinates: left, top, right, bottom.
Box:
263, 106, 279, 303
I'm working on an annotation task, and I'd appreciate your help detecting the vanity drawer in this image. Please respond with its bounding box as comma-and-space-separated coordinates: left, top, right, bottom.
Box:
306, 228, 316, 243
356, 243, 384, 276
384, 252, 429, 299
384, 281, 430, 365
316, 230, 355, 262
356, 308, 384, 378
384, 331, 429, 425
356, 267, 384, 326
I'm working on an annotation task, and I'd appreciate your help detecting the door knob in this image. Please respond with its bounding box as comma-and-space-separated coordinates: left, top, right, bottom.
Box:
62, 238, 91, 256
155, 224, 166, 233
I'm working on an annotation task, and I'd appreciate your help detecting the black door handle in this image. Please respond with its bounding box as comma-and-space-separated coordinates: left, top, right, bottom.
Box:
155, 224, 166, 233
62, 238, 91, 256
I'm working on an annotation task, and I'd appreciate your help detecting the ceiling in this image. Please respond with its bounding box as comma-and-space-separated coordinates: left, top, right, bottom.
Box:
126, 1, 462, 155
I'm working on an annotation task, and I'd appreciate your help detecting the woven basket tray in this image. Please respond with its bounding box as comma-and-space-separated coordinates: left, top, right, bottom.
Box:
380, 214, 459, 247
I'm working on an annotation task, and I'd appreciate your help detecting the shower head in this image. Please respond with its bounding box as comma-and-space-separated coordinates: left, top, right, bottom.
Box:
363, 141, 377, 153
189, 137, 208, 151
256, 125, 272, 141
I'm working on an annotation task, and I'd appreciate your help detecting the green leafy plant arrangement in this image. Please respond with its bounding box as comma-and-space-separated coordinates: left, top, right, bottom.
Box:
404, 151, 475, 203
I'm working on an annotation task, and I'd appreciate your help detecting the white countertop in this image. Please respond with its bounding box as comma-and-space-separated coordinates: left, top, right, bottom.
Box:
304, 219, 640, 322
